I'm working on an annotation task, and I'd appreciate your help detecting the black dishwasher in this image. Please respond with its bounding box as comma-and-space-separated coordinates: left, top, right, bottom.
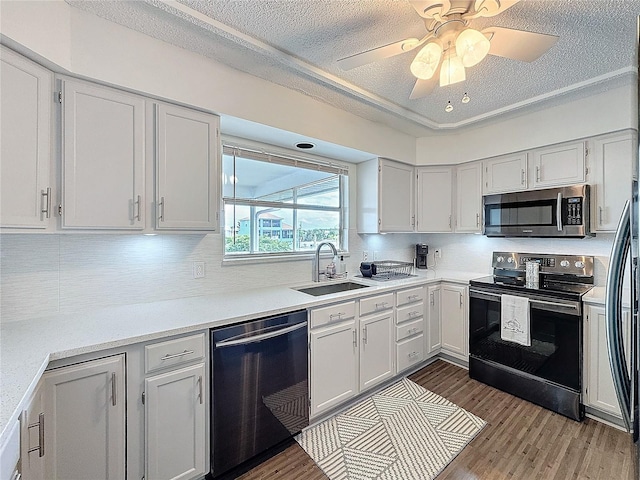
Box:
210, 310, 309, 478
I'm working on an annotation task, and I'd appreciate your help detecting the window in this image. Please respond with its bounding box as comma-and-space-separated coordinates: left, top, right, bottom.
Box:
222, 144, 349, 257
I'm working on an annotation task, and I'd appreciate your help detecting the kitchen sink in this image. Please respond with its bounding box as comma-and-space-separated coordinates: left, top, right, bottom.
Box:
295, 281, 370, 296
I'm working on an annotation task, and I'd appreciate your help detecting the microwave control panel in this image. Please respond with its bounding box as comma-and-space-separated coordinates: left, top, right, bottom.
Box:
565, 197, 583, 225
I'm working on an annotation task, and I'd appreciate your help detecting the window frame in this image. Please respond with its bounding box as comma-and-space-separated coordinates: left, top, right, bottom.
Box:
222, 142, 350, 260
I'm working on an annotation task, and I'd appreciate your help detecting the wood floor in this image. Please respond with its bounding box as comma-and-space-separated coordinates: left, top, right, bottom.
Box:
237, 360, 633, 480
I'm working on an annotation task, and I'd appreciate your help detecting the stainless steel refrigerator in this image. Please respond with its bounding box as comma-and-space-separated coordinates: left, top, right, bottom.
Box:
606, 17, 640, 479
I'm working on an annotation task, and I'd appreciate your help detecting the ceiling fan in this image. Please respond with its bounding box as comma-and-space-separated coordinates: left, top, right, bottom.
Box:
337, 0, 559, 99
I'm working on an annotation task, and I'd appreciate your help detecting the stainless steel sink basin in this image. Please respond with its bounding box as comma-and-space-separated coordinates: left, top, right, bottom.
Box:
295, 281, 370, 296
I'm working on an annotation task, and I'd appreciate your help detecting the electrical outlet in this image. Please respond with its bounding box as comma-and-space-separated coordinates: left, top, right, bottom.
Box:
362, 251, 369, 261
193, 261, 205, 279
434, 249, 442, 259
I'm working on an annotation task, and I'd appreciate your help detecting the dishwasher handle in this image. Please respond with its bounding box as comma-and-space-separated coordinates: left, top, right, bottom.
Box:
214, 321, 307, 348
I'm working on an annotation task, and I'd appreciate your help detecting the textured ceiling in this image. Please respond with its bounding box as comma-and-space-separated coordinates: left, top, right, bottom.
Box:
67, 0, 639, 136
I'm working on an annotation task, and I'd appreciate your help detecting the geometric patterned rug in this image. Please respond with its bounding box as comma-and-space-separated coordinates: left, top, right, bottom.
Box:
296, 378, 486, 480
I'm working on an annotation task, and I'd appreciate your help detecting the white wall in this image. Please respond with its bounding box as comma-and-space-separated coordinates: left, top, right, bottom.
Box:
417, 81, 637, 165
0, 0, 416, 163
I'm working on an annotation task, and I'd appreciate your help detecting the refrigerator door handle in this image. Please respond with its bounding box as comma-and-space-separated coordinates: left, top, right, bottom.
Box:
606, 200, 632, 431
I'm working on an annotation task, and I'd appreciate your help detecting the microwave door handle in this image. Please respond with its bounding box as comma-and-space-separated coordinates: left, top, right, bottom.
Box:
556, 192, 563, 232
606, 200, 632, 431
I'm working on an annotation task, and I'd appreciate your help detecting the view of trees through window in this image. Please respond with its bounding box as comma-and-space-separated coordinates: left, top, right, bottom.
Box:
222, 146, 347, 256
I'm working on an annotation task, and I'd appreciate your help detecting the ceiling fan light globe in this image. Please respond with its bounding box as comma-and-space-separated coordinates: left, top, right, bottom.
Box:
410, 41, 442, 80
439, 52, 466, 86
456, 28, 491, 67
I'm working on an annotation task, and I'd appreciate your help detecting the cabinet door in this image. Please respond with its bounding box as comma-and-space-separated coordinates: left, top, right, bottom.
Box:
156, 104, 219, 230
360, 312, 394, 391
416, 167, 453, 232
379, 159, 415, 232
441, 284, 468, 358
455, 162, 482, 233
42, 355, 125, 480
483, 153, 527, 194
0, 47, 52, 228
591, 132, 634, 232
20, 382, 45, 480
427, 285, 442, 354
532, 141, 586, 188
145, 363, 206, 480
62, 79, 145, 229
310, 319, 358, 418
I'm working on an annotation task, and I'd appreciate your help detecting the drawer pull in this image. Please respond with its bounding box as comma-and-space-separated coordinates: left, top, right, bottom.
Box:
111, 372, 117, 406
161, 349, 195, 361
375, 301, 389, 309
329, 312, 344, 321
408, 351, 420, 358
408, 311, 420, 318
27, 412, 45, 457
407, 327, 418, 335
407, 294, 419, 301
198, 375, 203, 404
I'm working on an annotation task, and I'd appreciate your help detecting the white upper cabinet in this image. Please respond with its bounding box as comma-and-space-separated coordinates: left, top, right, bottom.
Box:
1, 46, 53, 229
155, 104, 220, 230
61, 79, 145, 229
357, 158, 415, 233
532, 141, 586, 188
416, 166, 453, 233
455, 162, 482, 233
590, 131, 635, 232
483, 153, 527, 194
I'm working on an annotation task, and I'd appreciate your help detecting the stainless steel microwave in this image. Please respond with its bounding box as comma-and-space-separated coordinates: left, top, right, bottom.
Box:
483, 184, 591, 237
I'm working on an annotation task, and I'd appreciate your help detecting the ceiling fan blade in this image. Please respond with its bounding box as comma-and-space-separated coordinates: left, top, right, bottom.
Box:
484, 26, 559, 62
337, 38, 421, 70
409, 75, 438, 100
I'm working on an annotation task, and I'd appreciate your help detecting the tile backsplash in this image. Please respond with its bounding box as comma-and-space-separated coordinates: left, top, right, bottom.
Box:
0, 231, 616, 322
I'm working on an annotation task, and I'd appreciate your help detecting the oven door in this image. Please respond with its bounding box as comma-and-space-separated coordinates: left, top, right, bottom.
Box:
469, 287, 582, 391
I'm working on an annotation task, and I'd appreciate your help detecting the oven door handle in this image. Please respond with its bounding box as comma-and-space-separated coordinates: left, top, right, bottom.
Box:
469, 288, 578, 310
214, 322, 307, 348
557, 192, 563, 232
605, 200, 632, 432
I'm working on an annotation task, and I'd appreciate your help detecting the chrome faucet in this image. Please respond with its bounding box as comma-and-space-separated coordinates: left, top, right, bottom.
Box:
313, 241, 338, 282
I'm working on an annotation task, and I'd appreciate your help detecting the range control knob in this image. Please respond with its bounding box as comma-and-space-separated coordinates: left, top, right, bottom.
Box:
507, 257, 514, 264
575, 261, 585, 269
496, 256, 505, 263
560, 260, 570, 268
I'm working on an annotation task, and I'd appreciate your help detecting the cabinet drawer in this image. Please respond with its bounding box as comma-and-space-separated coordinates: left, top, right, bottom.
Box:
145, 333, 206, 373
396, 302, 424, 324
310, 301, 356, 329
395, 318, 424, 342
396, 286, 425, 307
396, 334, 425, 372
360, 293, 394, 317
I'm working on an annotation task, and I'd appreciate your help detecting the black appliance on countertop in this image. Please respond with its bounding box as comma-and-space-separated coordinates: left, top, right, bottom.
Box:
415, 244, 429, 269
209, 310, 308, 479
469, 251, 594, 421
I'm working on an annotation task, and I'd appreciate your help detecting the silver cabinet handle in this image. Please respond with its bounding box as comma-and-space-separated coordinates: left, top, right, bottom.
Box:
411, 215, 415, 227
407, 327, 418, 335
430, 292, 434, 306
459, 292, 463, 307
556, 192, 563, 232
536, 165, 541, 182
599, 206, 603, 225
363, 326, 368, 345
375, 301, 389, 309
407, 294, 419, 301
27, 412, 45, 457
329, 312, 344, 321
521, 169, 525, 185
476, 213, 480, 227
408, 310, 420, 318
198, 375, 203, 405
10, 471, 21, 480
158, 196, 165, 222
134, 195, 141, 221
408, 351, 420, 358
161, 349, 195, 361
448, 215, 452, 229
352, 329, 357, 348
111, 372, 117, 407
41, 187, 51, 219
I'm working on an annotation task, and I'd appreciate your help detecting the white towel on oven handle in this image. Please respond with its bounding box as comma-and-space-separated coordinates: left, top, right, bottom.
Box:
500, 294, 531, 346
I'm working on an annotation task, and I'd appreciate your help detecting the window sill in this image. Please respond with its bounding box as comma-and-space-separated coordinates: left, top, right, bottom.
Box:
222, 251, 350, 266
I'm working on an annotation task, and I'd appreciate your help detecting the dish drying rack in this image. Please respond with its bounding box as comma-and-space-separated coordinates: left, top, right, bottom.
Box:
374, 261, 414, 280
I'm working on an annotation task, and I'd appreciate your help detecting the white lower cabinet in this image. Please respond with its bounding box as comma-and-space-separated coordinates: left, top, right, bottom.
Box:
42, 355, 126, 480
427, 284, 442, 354
310, 317, 359, 418
145, 363, 207, 480
19, 382, 45, 480
440, 283, 468, 360
359, 309, 394, 391
585, 304, 631, 417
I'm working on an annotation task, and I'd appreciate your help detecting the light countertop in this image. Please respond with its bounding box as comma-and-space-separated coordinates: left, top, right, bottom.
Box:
0, 269, 483, 443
